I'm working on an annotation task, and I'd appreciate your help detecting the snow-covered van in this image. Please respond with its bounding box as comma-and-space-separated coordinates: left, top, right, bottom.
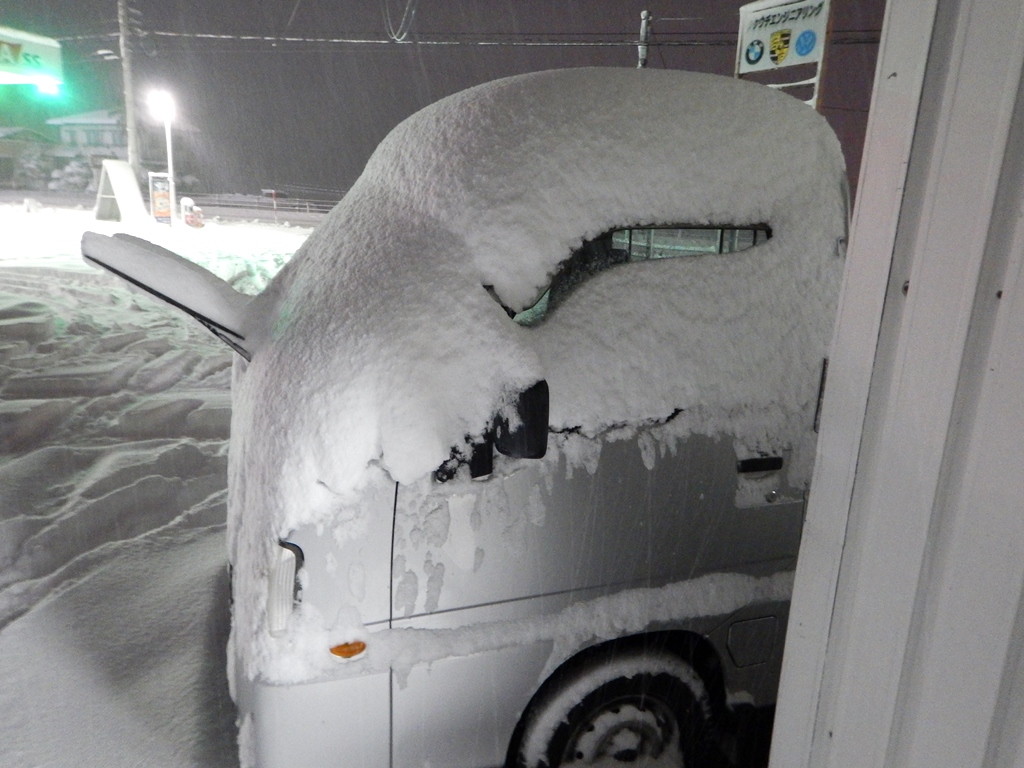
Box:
82, 68, 847, 768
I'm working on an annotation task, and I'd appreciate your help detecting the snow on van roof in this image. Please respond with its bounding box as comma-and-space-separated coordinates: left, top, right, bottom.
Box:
230, 67, 846, 678
239, 65, 845, 513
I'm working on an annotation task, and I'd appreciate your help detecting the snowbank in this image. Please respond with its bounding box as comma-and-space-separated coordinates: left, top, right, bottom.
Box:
0, 203, 309, 767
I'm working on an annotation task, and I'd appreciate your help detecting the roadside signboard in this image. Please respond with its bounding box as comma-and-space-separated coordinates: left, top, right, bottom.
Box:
0, 25, 63, 91
735, 0, 831, 108
149, 173, 172, 224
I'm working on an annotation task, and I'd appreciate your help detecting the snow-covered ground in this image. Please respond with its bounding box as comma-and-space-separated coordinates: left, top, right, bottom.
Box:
0, 201, 311, 768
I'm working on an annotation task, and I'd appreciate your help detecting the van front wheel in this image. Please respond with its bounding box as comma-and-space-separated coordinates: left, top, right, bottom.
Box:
512, 651, 711, 767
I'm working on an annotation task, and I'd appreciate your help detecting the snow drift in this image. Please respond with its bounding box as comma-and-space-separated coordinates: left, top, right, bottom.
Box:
0, 208, 309, 768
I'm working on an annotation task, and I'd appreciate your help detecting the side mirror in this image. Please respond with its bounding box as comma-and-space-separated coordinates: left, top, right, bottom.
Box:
494, 380, 549, 459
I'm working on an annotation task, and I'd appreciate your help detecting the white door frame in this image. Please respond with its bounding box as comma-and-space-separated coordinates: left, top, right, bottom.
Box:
770, 0, 1024, 765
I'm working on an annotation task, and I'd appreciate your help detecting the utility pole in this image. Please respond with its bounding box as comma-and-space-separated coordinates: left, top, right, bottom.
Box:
637, 10, 651, 68
117, 0, 140, 177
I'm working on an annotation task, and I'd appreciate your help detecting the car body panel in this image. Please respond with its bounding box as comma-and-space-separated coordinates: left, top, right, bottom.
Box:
245, 670, 391, 768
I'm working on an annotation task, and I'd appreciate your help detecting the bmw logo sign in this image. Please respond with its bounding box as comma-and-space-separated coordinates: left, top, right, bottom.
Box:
745, 39, 764, 65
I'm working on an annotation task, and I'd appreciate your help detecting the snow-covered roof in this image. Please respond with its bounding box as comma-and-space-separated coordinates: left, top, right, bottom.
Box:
236, 65, 845, 517
0, 126, 54, 142
46, 109, 123, 127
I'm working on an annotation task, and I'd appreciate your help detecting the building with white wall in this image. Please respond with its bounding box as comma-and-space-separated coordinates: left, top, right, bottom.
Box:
45, 109, 127, 161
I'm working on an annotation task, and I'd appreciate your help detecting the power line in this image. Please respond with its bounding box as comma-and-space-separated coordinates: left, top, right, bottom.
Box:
148, 31, 667, 47
57, 29, 880, 49
382, 0, 418, 42
283, 0, 305, 34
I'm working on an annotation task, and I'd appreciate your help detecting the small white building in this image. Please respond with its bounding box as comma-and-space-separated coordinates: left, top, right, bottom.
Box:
45, 109, 127, 161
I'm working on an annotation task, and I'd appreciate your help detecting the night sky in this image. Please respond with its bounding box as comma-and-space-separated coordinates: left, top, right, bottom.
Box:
4, 1, 883, 196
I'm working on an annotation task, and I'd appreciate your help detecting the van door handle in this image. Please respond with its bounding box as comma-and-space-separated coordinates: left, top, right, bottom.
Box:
737, 456, 784, 473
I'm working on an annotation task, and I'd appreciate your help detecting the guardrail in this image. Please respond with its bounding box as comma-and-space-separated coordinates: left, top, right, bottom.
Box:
2, 189, 344, 224
189, 194, 340, 219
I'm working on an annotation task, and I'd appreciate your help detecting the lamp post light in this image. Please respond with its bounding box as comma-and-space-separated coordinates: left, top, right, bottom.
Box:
148, 89, 175, 222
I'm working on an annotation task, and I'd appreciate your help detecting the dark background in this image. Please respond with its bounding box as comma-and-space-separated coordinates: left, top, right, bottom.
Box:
2, 1, 884, 196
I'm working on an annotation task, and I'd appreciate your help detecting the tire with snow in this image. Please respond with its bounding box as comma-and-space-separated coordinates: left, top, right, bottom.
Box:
510, 649, 712, 768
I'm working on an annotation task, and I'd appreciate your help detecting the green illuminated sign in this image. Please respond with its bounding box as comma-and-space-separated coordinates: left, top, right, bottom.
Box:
0, 25, 63, 93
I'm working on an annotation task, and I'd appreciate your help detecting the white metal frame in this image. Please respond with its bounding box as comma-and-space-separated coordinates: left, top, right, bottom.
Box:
771, 0, 1024, 766
734, 0, 832, 107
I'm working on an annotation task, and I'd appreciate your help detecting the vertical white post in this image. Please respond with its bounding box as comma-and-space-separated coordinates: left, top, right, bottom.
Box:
770, 0, 1024, 766
148, 89, 176, 223
637, 11, 650, 69
164, 116, 175, 223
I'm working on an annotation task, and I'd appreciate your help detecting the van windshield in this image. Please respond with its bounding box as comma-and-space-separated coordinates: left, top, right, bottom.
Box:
512, 225, 772, 326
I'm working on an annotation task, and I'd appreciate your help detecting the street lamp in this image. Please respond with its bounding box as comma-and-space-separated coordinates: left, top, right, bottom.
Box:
148, 89, 175, 222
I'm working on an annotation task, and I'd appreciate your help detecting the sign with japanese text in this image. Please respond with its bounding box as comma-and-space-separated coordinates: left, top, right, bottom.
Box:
149, 173, 172, 224
736, 0, 830, 74
0, 25, 63, 87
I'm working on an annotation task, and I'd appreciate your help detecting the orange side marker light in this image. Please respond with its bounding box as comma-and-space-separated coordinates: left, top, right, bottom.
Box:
330, 640, 367, 659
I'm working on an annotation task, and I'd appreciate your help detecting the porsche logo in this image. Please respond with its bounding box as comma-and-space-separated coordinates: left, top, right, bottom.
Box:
769, 29, 792, 65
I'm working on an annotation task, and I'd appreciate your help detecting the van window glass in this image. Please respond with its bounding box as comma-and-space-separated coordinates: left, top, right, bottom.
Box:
512, 225, 771, 327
